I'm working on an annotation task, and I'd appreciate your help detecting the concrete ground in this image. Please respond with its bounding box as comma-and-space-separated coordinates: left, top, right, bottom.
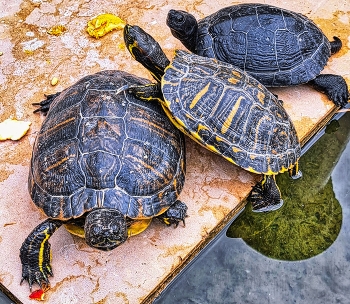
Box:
0, 0, 349, 303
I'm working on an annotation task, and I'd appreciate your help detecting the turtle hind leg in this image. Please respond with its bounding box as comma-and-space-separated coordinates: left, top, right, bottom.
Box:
248, 175, 283, 213
330, 36, 342, 55
309, 74, 349, 108
157, 200, 188, 227
33, 92, 61, 114
20, 219, 62, 290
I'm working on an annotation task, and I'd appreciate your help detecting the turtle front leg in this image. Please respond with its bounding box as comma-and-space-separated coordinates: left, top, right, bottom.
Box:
20, 219, 62, 290
128, 83, 163, 102
157, 200, 188, 227
248, 175, 283, 212
33, 92, 61, 114
309, 74, 349, 108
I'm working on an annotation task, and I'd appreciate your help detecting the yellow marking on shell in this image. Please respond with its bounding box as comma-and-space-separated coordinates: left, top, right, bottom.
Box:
38, 229, 51, 274
44, 117, 75, 135
246, 166, 261, 174
232, 70, 242, 78
44, 155, 73, 172
197, 124, 209, 132
257, 90, 265, 104
232, 147, 241, 153
228, 77, 240, 85
128, 155, 166, 179
223, 155, 237, 166
189, 83, 210, 109
132, 116, 175, 138
221, 96, 244, 134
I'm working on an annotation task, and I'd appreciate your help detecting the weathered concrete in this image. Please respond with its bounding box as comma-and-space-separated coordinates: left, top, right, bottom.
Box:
0, 0, 349, 303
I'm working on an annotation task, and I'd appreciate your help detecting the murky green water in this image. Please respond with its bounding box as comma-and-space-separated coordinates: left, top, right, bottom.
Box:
226, 111, 350, 260
154, 110, 350, 304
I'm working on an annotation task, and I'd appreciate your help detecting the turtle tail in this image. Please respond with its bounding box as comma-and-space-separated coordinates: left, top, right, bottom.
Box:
330, 36, 342, 55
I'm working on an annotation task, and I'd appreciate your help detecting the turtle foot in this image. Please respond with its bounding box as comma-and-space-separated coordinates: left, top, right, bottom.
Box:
20, 264, 52, 291
310, 74, 349, 108
248, 177, 283, 212
157, 200, 188, 227
20, 219, 61, 290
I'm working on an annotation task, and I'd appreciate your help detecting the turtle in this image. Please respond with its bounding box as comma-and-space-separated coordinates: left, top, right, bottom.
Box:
166, 4, 349, 107
124, 24, 302, 215
20, 70, 187, 290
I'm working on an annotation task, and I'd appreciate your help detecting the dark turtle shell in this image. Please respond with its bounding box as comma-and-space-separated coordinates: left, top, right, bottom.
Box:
162, 50, 300, 175
29, 70, 185, 220
196, 4, 331, 86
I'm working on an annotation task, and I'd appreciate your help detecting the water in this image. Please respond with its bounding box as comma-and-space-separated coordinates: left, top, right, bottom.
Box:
154, 110, 350, 303
2, 112, 350, 303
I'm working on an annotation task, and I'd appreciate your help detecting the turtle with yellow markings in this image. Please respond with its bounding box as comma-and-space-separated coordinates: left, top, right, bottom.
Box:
20, 70, 187, 291
124, 25, 302, 213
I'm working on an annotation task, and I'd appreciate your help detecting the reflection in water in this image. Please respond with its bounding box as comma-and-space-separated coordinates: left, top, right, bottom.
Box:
226, 112, 350, 260
154, 111, 350, 303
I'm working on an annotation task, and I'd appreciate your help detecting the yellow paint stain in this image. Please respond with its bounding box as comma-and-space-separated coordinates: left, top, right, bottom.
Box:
86, 13, 125, 39
47, 25, 67, 36
189, 83, 210, 109
232, 147, 241, 153
221, 96, 244, 134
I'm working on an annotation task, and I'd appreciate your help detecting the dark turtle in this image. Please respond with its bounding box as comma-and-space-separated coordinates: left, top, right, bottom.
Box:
20, 70, 187, 290
124, 25, 302, 215
166, 4, 349, 107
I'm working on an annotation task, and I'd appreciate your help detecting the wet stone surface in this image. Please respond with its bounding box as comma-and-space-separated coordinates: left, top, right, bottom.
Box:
0, 0, 349, 303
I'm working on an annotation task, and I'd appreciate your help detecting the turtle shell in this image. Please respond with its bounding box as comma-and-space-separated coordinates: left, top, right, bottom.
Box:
162, 50, 300, 175
196, 4, 331, 86
29, 70, 185, 220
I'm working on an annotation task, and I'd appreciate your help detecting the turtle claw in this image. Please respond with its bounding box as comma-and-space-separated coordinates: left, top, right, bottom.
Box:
33, 92, 61, 114
20, 262, 52, 291
310, 74, 349, 108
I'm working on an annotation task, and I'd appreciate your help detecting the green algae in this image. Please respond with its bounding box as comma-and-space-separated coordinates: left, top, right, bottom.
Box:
227, 111, 350, 261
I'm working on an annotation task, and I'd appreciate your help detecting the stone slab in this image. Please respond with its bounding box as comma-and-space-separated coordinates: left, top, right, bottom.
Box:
0, 0, 349, 303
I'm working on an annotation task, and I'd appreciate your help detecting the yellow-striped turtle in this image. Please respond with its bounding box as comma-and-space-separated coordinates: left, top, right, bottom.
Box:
166, 4, 349, 107
124, 25, 302, 213
20, 70, 187, 290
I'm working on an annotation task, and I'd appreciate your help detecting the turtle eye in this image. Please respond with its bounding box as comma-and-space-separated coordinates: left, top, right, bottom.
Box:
175, 15, 184, 23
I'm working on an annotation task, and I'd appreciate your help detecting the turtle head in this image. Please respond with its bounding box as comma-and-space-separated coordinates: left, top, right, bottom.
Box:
84, 208, 127, 251
166, 9, 198, 53
123, 24, 170, 82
